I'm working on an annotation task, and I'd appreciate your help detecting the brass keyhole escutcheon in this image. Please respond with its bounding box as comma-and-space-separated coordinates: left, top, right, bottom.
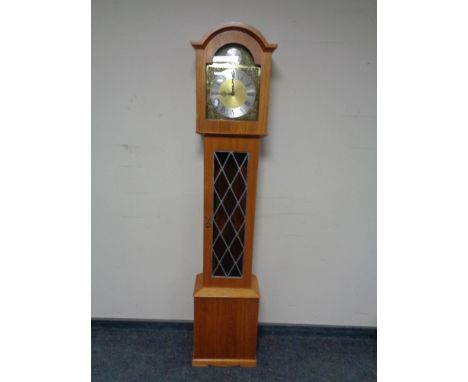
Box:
204, 216, 212, 228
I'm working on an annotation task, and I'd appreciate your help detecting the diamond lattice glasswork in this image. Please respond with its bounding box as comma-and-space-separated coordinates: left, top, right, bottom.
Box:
212, 151, 248, 277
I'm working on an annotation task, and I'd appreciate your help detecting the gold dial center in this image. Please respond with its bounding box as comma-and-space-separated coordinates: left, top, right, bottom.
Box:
218, 79, 247, 109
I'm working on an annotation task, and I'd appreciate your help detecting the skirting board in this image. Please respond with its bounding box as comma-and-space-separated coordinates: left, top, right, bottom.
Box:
91, 318, 376, 339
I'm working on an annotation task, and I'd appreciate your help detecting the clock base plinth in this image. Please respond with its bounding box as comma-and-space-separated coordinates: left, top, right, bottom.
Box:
192, 273, 260, 367
192, 358, 256, 368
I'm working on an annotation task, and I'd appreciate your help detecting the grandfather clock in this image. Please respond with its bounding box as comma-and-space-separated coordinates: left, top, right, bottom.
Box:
191, 23, 277, 367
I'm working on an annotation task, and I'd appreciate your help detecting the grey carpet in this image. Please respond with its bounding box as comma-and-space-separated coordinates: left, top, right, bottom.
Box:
92, 321, 376, 381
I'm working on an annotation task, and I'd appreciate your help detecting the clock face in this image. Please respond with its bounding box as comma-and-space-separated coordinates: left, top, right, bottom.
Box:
206, 44, 260, 121
209, 69, 256, 118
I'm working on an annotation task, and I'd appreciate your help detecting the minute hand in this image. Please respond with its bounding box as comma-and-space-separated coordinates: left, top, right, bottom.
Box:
231, 71, 235, 95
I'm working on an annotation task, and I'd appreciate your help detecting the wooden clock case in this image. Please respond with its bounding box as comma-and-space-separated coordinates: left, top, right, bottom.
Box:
191, 23, 277, 368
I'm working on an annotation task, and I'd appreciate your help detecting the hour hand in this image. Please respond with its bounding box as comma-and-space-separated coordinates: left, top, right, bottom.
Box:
231, 71, 235, 95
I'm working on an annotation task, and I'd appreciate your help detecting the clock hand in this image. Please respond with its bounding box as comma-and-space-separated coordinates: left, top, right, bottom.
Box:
231, 70, 236, 95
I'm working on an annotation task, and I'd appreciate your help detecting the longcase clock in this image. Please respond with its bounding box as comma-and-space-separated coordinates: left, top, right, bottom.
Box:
191, 23, 277, 368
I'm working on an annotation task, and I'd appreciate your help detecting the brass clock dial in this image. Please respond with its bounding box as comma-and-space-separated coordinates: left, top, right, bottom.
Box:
209, 68, 256, 118
206, 44, 260, 121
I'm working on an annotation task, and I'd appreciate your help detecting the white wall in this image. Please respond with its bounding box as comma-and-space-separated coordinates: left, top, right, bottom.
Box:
92, 0, 376, 326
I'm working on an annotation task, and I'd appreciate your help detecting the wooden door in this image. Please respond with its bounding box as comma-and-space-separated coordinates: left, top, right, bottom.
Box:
203, 136, 260, 288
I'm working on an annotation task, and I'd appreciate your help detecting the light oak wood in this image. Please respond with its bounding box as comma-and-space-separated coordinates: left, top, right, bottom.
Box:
191, 22, 278, 52
191, 24, 276, 368
192, 358, 257, 368
203, 136, 260, 288
193, 273, 260, 298
191, 23, 277, 136
193, 274, 260, 364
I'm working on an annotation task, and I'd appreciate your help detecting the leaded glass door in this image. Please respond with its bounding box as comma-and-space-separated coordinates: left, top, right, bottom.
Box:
202, 137, 260, 288
212, 151, 248, 278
